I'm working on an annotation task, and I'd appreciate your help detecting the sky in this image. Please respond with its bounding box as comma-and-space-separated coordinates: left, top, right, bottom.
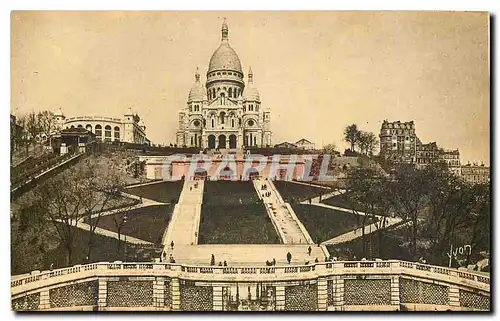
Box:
11, 11, 490, 164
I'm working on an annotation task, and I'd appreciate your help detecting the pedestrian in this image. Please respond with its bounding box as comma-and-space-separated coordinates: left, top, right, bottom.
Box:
315, 257, 319, 263
286, 252, 292, 264
273, 258, 276, 266
308, 246, 312, 256
171, 241, 175, 250
210, 254, 215, 266
223, 260, 228, 266
190, 186, 192, 191
50, 263, 54, 271
218, 262, 222, 266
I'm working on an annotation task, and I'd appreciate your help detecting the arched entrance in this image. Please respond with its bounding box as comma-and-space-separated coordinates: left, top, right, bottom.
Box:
218, 135, 227, 149
193, 168, 208, 180
245, 167, 260, 180
208, 135, 216, 149
219, 166, 234, 180
229, 134, 237, 149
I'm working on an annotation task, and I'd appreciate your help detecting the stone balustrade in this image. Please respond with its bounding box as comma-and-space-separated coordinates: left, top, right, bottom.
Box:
11, 260, 490, 311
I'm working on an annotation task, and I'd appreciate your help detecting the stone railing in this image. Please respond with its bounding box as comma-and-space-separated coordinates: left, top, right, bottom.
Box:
11, 260, 490, 311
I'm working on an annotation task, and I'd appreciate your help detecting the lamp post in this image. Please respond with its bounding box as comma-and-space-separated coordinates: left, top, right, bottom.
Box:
123, 214, 128, 261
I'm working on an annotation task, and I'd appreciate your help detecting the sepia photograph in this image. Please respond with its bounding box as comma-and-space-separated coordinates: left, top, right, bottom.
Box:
9, 10, 490, 312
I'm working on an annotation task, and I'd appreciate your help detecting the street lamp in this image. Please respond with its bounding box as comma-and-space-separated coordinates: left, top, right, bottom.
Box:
123, 214, 128, 261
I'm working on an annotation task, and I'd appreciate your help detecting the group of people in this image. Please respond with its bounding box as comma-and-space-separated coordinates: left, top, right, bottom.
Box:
265, 258, 277, 266
189, 182, 199, 191
210, 254, 228, 266
261, 183, 272, 198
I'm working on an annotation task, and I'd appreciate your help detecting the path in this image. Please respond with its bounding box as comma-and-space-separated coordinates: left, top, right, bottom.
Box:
163, 180, 204, 258
321, 217, 403, 245
287, 180, 331, 190
254, 179, 313, 245
300, 189, 345, 204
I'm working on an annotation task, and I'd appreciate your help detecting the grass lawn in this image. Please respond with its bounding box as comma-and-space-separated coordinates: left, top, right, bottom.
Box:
291, 204, 376, 243
273, 181, 329, 203
326, 224, 412, 262
203, 181, 260, 205
12, 223, 160, 275
90, 205, 174, 244
125, 181, 183, 203
198, 204, 281, 244
322, 193, 352, 208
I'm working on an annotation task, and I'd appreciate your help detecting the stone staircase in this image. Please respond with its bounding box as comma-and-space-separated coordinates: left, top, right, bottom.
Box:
254, 179, 313, 245
163, 180, 204, 255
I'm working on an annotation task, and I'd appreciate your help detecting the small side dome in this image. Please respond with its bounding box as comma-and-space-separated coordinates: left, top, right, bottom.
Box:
188, 68, 207, 102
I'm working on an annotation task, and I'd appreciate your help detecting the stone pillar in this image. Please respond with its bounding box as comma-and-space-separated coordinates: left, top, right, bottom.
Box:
332, 276, 344, 311
317, 277, 328, 311
171, 278, 181, 311
98, 278, 107, 311
449, 286, 460, 308
39, 290, 50, 310
390, 276, 400, 307
275, 285, 285, 311
213, 286, 223, 311
153, 278, 165, 310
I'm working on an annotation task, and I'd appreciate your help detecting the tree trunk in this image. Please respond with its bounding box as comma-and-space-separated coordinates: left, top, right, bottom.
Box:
412, 214, 418, 259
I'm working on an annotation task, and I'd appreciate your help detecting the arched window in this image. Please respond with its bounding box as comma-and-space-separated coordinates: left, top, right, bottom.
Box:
212, 119, 215, 128
77, 124, 83, 128
70, 125, 75, 129
104, 125, 112, 141
228, 88, 232, 98
114, 126, 120, 140
220, 112, 226, 124
86, 124, 92, 132
232, 119, 235, 127
95, 124, 102, 137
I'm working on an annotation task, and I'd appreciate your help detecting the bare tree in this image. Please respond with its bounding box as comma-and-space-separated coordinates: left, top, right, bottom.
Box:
37, 111, 56, 141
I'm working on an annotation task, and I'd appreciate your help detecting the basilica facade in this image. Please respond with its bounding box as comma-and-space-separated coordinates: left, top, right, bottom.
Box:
176, 20, 272, 149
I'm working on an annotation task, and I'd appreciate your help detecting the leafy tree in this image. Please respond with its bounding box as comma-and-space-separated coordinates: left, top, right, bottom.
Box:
323, 143, 340, 156
358, 131, 379, 156
343, 124, 359, 152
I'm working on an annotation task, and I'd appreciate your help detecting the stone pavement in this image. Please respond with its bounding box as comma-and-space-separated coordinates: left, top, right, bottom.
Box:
169, 244, 327, 266
254, 179, 312, 245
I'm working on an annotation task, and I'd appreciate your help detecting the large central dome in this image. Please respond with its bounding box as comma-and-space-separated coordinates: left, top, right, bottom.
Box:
208, 42, 242, 73
207, 19, 242, 74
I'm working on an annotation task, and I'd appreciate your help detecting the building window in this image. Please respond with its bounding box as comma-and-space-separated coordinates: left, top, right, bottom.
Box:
248, 120, 255, 127
114, 126, 120, 140
95, 125, 102, 137
232, 119, 235, 127
228, 88, 232, 98
249, 105, 253, 111
191, 136, 194, 145
189, 106, 192, 112
212, 119, 215, 127
86, 124, 92, 132
77, 124, 83, 128
105, 125, 112, 141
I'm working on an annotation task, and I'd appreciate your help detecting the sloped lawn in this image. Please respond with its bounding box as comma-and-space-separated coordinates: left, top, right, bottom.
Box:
198, 204, 280, 244
126, 181, 183, 203
292, 204, 376, 243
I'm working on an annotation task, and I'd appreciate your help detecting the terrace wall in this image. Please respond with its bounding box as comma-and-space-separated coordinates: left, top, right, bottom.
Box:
11, 260, 490, 311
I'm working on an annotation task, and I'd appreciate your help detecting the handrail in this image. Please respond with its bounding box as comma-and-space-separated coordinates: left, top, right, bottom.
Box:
11, 259, 490, 291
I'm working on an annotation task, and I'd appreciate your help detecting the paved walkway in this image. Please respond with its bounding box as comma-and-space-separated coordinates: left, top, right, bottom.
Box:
287, 180, 331, 190
321, 216, 403, 245
301, 190, 345, 204
254, 179, 313, 245
163, 180, 204, 258
170, 244, 326, 266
